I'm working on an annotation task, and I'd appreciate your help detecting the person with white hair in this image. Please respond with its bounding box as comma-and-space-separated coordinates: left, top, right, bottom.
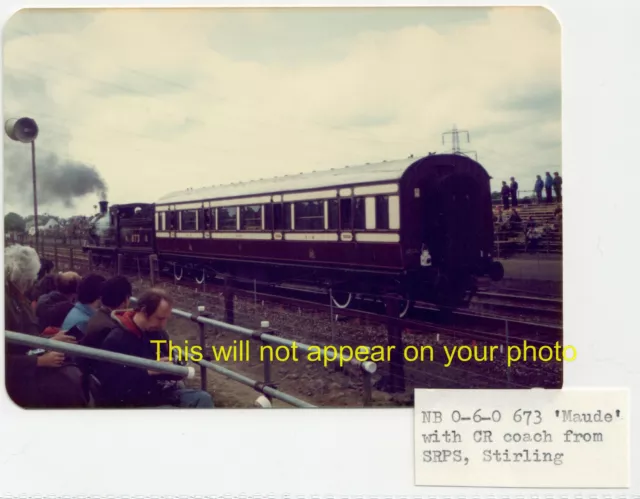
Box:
4, 244, 87, 408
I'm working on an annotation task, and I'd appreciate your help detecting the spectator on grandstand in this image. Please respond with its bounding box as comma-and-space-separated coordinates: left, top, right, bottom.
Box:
61, 273, 107, 336
554, 205, 563, 221
509, 177, 519, 207
35, 271, 80, 332
524, 216, 541, 251
544, 172, 553, 203
508, 208, 522, 231
95, 288, 214, 408
534, 175, 544, 204
494, 206, 510, 231
4, 244, 87, 408
525, 216, 536, 233
553, 172, 563, 202
82, 275, 133, 350
501, 181, 510, 209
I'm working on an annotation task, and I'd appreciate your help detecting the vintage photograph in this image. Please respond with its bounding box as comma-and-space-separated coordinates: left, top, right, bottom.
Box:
3, 7, 562, 409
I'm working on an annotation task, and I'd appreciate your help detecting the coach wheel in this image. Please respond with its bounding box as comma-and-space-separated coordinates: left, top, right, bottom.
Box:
489, 261, 504, 282
433, 273, 453, 307
173, 264, 183, 281
331, 290, 353, 309
195, 269, 207, 284
398, 299, 413, 318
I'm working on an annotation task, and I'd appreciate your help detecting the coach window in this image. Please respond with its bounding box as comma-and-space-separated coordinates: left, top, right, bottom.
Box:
182, 210, 197, 231
353, 197, 366, 230
197, 209, 203, 230
339, 198, 352, 230
273, 203, 283, 230
328, 199, 339, 230
294, 200, 324, 231
241, 205, 262, 230
264, 204, 274, 230
375, 195, 390, 230
202, 208, 212, 230
168, 211, 178, 231
218, 207, 237, 231
284, 202, 293, 230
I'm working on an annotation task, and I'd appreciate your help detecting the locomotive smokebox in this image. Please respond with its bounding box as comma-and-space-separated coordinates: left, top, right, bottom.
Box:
5, 117, 39, 143
99, 200, 108, 214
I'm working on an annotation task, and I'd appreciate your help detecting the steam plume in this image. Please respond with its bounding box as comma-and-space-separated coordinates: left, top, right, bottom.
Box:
4, 147, 108, 209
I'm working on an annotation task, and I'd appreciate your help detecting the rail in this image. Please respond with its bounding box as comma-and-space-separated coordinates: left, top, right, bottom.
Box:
4, 330, 317, 409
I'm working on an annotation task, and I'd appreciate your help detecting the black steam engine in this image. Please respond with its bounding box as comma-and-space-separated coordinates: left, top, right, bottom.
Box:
83, 153, 504, 314
85, 200, 155, 269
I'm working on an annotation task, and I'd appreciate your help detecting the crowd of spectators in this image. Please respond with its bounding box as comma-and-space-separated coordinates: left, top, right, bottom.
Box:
501, 172, 563, 209
492, 204, 562, 251
4, 244, 214, 409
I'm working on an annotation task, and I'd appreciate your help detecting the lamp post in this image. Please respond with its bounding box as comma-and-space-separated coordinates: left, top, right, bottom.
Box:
5, 117, 39, 250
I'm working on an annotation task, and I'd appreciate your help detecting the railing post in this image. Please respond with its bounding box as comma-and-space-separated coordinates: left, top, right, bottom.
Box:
224, 276, 235, 324
117, 253, 123, 275
329, 288, 336, 343
88, 250, 93, 272
69, 247, 74, 270
260, 320, 272, 404
149, 254, 157, 286
253, 279, 257, 317
362, 369, 373, 407
197, 305, 208, 392
385, 296, 405, 393
54, 244, 59, 271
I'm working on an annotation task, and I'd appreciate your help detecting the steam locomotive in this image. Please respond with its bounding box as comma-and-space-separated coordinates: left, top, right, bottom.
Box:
83, 153, 504, 315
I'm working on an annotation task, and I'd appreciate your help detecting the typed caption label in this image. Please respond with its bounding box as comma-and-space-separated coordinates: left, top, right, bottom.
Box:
413, 388, 629, 488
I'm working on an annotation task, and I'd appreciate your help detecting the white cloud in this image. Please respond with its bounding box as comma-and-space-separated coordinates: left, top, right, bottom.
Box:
3, 6, 560, 217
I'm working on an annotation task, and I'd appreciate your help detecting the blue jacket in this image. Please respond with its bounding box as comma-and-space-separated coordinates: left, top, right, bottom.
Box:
535, 179, 543, 192
61, 302, 97, 335
544, 175, 553, 188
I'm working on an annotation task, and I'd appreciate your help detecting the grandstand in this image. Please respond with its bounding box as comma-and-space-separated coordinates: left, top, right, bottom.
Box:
493, 202, 562, 256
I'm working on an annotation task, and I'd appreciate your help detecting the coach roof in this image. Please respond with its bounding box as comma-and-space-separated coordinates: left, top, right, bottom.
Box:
155, 156, 420, 206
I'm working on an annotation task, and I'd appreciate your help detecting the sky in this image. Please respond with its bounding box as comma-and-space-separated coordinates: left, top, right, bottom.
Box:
2, 7, 561, 219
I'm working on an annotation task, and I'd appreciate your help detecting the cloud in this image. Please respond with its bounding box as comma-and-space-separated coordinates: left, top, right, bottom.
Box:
3, 6, 560, 217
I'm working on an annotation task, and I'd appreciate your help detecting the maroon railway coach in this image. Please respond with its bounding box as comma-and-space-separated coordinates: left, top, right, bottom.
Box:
151, 153, 504, 312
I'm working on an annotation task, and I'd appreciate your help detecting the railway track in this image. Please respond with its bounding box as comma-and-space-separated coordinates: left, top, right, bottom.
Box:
35, 246, 563, 390
40, 246, 562, 347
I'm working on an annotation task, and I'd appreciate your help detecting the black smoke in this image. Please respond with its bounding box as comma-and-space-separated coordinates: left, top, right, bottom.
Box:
4, 147, 108, 209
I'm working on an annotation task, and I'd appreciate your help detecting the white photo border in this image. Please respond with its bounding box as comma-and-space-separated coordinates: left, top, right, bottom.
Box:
1, 0, 638, 496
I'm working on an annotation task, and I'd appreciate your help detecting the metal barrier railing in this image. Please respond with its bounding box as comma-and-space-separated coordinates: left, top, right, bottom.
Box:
5, 330, 195, 378
129, 296, 377, 407
4, 330, 317, 408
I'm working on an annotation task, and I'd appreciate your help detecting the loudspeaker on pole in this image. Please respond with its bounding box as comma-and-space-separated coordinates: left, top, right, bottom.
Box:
5, 117, 39, 143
